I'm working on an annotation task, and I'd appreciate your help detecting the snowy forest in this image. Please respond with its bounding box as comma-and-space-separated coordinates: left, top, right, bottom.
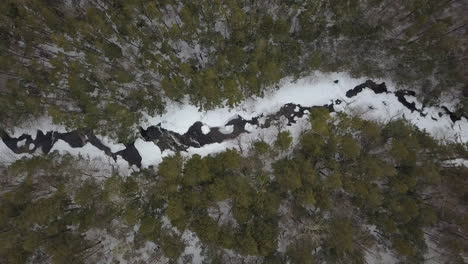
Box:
0, 0, 467, 263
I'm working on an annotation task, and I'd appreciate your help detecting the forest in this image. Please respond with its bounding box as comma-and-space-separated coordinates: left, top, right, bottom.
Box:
0, 0, 467, 263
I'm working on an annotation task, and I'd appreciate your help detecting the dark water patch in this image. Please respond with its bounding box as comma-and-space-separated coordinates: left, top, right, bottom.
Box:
36, 131, 56, 153
0, 130, 55, 154
346, 80, 388, 97
441, 106, 463, 123
394, 90, 418, 113
86, 133, 116, 158
56, 131, 86, 148
140, 125, 187, 152
115, 143, 141, 167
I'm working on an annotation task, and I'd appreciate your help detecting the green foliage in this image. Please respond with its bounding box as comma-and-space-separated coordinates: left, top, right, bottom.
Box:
139, 216, 162, 240
183, 154, 212, 186
274, 158, 303, 192
339, 134, 361, 160
158, 153, 184, 194
252, 140, 271, 155
286, 238, 316, 264
310, 107, 331, 136
166, 195, 187, 229
159, 231, 185, 260
274, 131, 293, 152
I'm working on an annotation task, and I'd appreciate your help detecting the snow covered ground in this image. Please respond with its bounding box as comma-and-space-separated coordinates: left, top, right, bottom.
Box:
2, 71, 467, 171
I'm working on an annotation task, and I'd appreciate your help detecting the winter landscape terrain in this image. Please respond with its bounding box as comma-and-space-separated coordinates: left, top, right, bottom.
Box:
1, 0, 467, 263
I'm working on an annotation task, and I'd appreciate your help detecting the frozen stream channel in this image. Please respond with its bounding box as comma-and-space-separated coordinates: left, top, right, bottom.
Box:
1, 72, 467, 169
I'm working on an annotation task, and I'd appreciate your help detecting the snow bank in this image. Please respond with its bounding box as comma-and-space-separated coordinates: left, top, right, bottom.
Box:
48, 140, 135, 176
134, 139, 162, 168
219, 125, 234, 134
7, 116, 67, 138
201, 125, 210, 135
95, 135, 126, 152
0, 140, 31, 164
50, 140, 108, 160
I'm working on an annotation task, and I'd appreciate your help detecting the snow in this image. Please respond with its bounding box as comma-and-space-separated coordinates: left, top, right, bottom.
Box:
185, 142, 231, 158
201, 125, 210, 135
17, 139, 26, 148
7, 116, 66, 139
404, 95, 423, 109
180, 230, 204, 264
0, 140, 31, 164
50, 140, 108, 160
161, 149, 176, 158
443, 158, 468, 167
96, 135, 126, 152
219, 125, 234, 134
207, 200, 237, 227
143, 103, 236, 134
365, 225, 399, 264
226, 114, 242, 123
134, 139, 162, 168
365, 248, 398, 264
245, 123, 256, 132
47, 139, 135, 176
